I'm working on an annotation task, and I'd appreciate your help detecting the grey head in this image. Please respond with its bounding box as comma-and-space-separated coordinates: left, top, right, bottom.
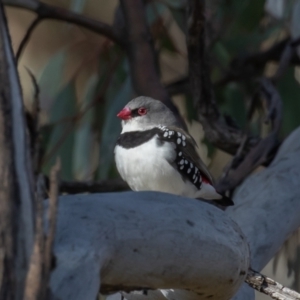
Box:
117, 96, 180, 131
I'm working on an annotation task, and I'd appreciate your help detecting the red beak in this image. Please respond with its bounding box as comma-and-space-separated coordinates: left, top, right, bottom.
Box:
117, 107, 132, 120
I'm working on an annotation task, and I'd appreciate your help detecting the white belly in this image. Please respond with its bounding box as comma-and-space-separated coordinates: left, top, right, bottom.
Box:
114, 137, 196, 197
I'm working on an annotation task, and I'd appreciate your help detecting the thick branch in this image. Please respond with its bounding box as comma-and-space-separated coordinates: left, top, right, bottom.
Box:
4, 0, 124, 45
49, 192, 249, 300
0, 2, 34, 298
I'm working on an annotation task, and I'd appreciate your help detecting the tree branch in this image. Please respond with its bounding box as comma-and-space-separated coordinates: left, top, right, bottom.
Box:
216, 79, 282, 193
246, 269, 300, 300
16, 16, 41, 62
24, 176, 45, 300
0, 1, 35, 297
4, 0, 124, 46
187, 0, 260, 155
119, 0, 182, 121
49, 192, 249, 299
42, 160, 60, 299
216, 37, 300, 87
166, 37, 300, 95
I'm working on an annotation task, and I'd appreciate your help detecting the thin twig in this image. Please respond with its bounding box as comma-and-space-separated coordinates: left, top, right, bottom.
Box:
166, 37, 300, 96
272, 41, 294, 83
59, 178, 129, 194
246, 269, 300, 300
25, 67, 42, 175
23, 175, 45, 300
16, 16, 41, 62
42, 158, 60, 299
216, 37, 300, 87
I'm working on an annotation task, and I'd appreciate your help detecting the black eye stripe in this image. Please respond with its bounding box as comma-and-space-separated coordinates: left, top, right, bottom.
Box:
131, 108, 140, 117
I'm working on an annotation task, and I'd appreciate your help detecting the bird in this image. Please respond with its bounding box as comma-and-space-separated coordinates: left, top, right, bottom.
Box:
114, 96, 233, 206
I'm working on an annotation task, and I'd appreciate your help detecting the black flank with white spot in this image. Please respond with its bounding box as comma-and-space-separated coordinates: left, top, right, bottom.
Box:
157, 126, 203, 190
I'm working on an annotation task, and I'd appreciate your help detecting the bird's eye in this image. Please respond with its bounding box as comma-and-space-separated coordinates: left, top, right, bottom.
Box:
138, 107, 147, 115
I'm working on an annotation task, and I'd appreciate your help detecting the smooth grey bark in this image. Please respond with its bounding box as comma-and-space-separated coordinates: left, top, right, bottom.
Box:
0, 2, 35, 299
49, 192, 249, 300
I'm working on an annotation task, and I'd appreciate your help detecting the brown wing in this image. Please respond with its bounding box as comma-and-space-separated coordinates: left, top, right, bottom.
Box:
157, 125, 214, 186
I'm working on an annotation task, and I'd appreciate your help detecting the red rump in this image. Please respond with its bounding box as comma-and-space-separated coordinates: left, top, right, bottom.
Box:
202, 175, 211, 184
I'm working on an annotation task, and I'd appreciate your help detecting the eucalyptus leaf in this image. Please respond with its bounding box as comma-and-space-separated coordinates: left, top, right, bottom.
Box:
70, 0, 86, 13
38, 50, 66, 111
219, 83, 246, 129
221, 0, 265, 53
43, 80, 77, 180
146, 1, 167, 25
73, 75, 98, 180
169, 7, 186, 33
161, 0, 187, 9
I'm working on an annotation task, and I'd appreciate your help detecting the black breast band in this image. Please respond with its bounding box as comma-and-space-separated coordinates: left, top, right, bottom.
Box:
116, 128, 161, 149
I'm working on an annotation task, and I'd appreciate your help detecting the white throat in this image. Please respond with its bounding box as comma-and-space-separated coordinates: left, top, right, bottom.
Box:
121, 119, 155, 133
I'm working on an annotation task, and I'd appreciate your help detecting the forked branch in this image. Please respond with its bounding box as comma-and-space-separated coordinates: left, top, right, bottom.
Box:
187, 0, 260, 155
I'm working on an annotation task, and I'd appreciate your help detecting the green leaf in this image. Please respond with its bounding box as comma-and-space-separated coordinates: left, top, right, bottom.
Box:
184, 95, 198, 122
218, 83, 247, 129
98, 62, 133, 179
146, 2, 167, 25
169, 7, 186, 33
213, 41, 231, 69
219, 0, 266, 54
159, 31, 177, 53
73, 75, 98, 180
70, 0, 86, 13
43, 80, 77, 180
161, 0, 187, 9
38, 50, 66, 109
